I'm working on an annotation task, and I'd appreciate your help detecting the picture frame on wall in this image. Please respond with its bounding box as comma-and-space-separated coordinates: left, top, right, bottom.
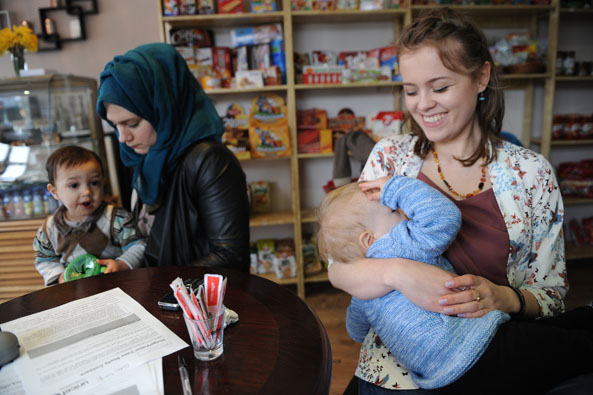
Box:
0, 10, 11, 29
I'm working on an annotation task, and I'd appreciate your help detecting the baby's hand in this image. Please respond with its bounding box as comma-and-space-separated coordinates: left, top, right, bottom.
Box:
97, 259, 130, 273
359, 176, 390, 201
58, 272, 65, 284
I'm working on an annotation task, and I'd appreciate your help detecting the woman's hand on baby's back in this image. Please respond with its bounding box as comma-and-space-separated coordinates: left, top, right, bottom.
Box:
97, 259, 130, 273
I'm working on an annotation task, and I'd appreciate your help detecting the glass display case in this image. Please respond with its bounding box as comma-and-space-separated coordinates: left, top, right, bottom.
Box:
0, 74, 108, 222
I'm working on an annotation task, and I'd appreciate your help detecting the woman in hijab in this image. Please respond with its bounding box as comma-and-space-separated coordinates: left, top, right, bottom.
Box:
96, 43, 250, 271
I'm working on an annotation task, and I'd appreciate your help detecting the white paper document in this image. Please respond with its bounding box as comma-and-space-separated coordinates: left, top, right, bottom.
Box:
0, 287, 187, 394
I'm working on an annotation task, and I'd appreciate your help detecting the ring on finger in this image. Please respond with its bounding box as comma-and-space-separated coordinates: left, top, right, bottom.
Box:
475, 293, 481, 302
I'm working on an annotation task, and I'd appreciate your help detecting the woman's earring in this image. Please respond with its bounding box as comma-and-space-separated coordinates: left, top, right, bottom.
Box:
478, 92, 485, 102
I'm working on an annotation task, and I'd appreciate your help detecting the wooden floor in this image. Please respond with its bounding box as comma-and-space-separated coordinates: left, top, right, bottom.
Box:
304, 261, 593, 395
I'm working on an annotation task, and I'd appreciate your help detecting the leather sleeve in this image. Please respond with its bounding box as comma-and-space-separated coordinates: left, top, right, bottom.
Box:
183, 140, 251, 271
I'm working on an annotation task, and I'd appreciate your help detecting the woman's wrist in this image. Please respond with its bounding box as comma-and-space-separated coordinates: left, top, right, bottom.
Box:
506, 285, 526, 319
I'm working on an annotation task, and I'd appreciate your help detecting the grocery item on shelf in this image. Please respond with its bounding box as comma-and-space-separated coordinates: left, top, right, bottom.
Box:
273, 238, 297, 279
558, 159, 593, 198
370, 111, 404, 142
222, 104, 251, 159
256, 238, 276, 274
250, 181, 272, 212
248, 95, 291, 158
303, 233, 323, 276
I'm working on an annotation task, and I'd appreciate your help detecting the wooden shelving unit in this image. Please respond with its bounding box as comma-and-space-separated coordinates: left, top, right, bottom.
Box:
156, 0, 592, 298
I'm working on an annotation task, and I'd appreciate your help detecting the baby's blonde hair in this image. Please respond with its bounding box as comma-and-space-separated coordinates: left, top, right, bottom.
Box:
317, 183, 370, 264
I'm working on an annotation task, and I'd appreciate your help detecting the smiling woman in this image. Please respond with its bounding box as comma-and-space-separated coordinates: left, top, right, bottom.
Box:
325, 7, 588, 394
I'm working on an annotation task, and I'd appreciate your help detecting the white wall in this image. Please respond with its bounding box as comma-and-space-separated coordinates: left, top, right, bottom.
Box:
0, 0, 160, 79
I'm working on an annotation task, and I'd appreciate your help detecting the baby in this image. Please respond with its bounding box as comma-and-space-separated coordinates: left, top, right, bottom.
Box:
33, 145, 146, 285
317, 176, 593, 392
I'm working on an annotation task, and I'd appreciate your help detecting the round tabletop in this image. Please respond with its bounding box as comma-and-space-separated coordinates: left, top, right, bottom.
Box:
0, 267, 332, 394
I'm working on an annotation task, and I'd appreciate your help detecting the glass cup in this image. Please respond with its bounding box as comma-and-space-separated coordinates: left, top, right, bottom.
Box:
183, 307, 225, 361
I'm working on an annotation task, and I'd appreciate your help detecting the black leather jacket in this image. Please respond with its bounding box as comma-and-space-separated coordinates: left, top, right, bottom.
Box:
141, 138, 250, 271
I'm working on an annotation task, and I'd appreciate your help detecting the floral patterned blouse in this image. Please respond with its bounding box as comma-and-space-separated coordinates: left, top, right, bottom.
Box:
355, 134, 568, 390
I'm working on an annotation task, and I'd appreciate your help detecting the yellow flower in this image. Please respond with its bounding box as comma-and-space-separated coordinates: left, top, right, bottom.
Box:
0, 25, 38, 56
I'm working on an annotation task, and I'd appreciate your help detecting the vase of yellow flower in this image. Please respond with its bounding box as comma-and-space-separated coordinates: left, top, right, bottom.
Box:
0, 25, 38, 77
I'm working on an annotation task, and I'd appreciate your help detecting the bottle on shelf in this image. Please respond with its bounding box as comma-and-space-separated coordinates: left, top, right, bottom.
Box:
32, 187, 44, 216
23, 189, 33, 217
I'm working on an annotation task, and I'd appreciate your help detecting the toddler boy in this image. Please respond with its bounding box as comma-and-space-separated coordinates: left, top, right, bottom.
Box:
33, 145, 145, 285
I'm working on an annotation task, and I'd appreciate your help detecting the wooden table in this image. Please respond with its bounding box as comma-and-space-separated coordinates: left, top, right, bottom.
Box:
0, 267, 332, 394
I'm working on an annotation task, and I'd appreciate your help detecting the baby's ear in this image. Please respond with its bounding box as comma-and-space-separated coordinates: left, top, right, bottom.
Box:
359, 231, 375, 250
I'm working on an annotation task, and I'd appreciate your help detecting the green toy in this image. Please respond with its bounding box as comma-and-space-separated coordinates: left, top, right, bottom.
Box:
64, 254, 106, 282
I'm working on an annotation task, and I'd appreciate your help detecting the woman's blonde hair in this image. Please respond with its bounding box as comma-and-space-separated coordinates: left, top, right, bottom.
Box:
317, 183, 370, 264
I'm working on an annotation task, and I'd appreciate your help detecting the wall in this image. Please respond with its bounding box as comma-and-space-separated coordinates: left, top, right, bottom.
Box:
0, 0, 160, 79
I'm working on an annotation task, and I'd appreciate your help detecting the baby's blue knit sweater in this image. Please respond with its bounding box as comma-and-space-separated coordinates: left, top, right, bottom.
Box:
346, 176, 510, 389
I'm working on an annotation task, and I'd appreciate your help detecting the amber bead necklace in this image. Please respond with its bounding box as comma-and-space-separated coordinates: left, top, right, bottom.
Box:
432, 148, 486, 199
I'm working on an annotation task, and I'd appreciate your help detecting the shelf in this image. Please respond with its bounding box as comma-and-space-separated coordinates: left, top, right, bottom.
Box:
305, 270, 329, 283
295, 81, 402, 90
563, 196, 593, 206
566, 242, 593, 262
301, 207, 318, 223
249, 210, 294, 227
292, 9, 407, 24
298, 152, 333, 159
411, 5, 554, 16
500, 73, 549, 80
162, 11, 284, 28
555, 75, 593, 82
205, 85, 288, 95
531, 138, 593, 146
256, 271, 299, 285
239, 155, 291, 162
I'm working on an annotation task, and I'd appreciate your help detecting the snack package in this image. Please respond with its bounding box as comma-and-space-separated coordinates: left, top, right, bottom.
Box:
231, 23, 283, 47
163, 0, 180, 15
379, 45, 401, 81
251, 0, 277, 12
249, 126, 291, 157
273, 238, 297, 279
250, 181, 272, 212
218, 0, 244, 13
336, 0, 358, 9
297, 129, 332, 153
303, 233, 323, 275
313, 0, 336, 9
250, 242, 258, 274
270, 40, 286, 83
297, 108, 328, 130
250, 43, 271, 70
359, 0, 384, 9
198, 0, 216, 13
370, 111, 404, 141
263, 66, 282, 86
232, 46, 249, 72
222, 104, 251, 159
169, 28, 213, 47
256, 239, 276, 274
179, 0, 197, 14
302, 65, 344, 85
235, 70, 264, 88
292, 0, 313, 9
175, 46, 196, 65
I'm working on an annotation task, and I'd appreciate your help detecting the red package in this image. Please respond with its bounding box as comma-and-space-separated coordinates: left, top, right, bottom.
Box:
218, 0, 244, 13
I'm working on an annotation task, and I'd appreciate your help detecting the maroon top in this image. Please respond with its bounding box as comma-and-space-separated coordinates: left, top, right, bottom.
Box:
417, 172, 510, 286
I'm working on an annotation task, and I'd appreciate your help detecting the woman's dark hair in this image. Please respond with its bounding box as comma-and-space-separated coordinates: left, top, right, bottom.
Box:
397, 7, 505, 166
46, 145, 104, 185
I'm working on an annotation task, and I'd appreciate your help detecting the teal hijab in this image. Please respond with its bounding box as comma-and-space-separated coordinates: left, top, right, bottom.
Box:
96, 43, 223, 205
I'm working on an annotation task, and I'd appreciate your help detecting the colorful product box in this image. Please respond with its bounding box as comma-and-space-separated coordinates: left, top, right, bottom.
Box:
297, 129, 333, 153
302, 65, 344, 85
218, 0, 244, 13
